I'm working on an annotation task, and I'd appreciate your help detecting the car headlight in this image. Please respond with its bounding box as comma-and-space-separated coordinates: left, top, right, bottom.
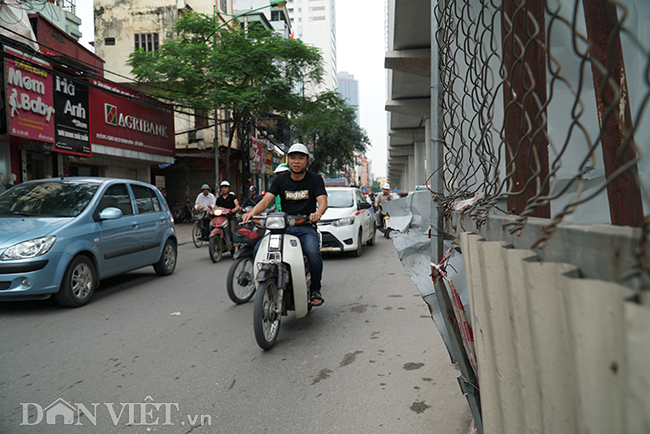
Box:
265, 216, 286, 229
1, 236, 57, 260
333, 216, 355, 227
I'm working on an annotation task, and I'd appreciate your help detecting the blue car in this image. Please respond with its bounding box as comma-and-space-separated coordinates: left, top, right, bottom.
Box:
0, 177, 178, 307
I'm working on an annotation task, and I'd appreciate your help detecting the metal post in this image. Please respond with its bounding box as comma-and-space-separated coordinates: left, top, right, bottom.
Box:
501, 0, 550, 218
582, 0, 643, 227
431, 1, 482, 432
214, 5, 221, 191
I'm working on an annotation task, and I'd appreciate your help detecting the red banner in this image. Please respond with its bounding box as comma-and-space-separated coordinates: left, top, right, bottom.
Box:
6, 49, 54, 143
252, 138, 264, 172
88, 78, 175, 157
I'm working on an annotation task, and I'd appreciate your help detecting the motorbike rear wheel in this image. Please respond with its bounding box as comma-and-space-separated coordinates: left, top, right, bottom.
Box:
209, 235, 224, 263
254, 279, 281, 350
227, 257, 255, 304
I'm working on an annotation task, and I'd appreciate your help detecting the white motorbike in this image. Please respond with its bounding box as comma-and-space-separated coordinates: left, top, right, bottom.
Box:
250, 212, 312, 350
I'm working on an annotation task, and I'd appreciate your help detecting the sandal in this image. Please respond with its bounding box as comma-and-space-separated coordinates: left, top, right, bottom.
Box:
310, 292, 325, 307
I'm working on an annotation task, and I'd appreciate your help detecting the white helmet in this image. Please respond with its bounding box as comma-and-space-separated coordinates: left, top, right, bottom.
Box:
201, 184, 210, 190
287, 143, 309, 156
382, 183, 390, 190
220, 180, 230, 187
274, 163, 290, 173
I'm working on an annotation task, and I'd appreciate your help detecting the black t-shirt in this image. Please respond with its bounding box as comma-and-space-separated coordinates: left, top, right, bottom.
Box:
269, 171, 326, 216
216, 193, 238, 209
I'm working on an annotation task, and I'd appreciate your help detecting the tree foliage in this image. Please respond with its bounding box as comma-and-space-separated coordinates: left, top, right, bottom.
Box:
127, 11, 324, 179
292, 91, 370, 174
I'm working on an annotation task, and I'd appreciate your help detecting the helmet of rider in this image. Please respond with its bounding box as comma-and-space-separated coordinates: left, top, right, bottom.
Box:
201, 184, 210, 191
382, 183, 390, 190
249, 185, 257, 192
274, 163, 290, 173
220, 180, 230, 187
287, 143, 309, 156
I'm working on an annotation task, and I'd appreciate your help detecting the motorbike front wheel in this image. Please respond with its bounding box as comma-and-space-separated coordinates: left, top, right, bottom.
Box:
209, 235, 224, 263
192, 221, 204, 248
227, 257, 255, 304
253, 279, 281, 350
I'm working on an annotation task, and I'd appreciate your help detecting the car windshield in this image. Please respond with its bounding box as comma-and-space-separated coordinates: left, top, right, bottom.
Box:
0, 181, 99, 217
327, 190, 354, 208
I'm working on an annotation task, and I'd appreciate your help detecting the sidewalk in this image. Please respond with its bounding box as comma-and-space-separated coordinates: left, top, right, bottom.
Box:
173, 222, 196, 246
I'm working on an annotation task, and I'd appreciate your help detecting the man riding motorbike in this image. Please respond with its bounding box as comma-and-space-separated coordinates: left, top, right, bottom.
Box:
374, 183, 393, 232
195, 184, 216, 240
243, 144, 328, 307
216, 180, 241, 249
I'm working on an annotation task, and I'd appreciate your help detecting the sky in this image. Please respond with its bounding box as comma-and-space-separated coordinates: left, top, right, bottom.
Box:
76, 1, 388, 177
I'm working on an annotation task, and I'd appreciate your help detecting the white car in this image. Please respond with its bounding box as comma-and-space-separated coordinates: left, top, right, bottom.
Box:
318, 187, 376, 256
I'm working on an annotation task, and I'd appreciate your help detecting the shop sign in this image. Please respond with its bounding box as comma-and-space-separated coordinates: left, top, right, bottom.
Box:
252, 138, 264, 172
88, 79, 175, 157
263, 150, 274, 175
53, 72, 90, 156
5, 48, 54, 143
271, 154, 282, 170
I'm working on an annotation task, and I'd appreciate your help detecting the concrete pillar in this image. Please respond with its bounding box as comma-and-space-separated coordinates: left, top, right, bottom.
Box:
425, 118, 431, 178
408, 154, 416, 192
414, 141, 425, 187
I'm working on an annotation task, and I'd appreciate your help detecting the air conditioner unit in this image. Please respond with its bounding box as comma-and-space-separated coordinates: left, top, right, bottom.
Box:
189, 129, 204, 142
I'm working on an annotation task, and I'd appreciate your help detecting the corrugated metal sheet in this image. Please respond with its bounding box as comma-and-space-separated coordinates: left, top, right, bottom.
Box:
460, 233, 650, 433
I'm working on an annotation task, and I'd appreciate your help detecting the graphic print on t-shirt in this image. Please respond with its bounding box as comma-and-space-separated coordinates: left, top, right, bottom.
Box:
285, 190, 309, 200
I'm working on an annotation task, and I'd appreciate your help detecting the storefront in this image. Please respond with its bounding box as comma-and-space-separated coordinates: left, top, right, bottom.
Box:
1, 46, 174, 186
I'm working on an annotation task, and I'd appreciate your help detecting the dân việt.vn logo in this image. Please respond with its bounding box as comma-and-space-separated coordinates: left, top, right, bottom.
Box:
20, 396, 213, 428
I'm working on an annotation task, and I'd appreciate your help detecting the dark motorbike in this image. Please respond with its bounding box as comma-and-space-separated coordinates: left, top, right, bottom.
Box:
208, 207, 235, 263
226, 222, 263, 304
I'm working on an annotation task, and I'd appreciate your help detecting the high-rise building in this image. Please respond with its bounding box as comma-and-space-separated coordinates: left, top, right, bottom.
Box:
286, 0, 336, 94
337, 71, 359, 125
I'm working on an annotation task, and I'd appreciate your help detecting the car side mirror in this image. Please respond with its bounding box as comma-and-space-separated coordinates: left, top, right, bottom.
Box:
98, 207, 123, 220
359, 202, 371, 210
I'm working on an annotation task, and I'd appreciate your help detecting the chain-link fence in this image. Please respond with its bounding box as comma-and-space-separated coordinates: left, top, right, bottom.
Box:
432, 0, 649, 253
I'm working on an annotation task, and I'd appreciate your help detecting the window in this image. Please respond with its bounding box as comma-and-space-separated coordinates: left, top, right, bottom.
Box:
220, 0, 227, 13
104, 37, 115, 46
134, 33, 159, 52
0, 182, 99, 218
98, 184, 133, 216
131, 185, 161, 214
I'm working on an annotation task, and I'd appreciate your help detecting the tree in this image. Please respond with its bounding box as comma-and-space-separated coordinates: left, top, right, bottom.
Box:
371, 180, 381, 193
128, 11, 323, 181
291, 91, 370, 174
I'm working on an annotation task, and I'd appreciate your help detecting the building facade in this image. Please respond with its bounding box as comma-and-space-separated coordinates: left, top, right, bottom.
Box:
337, 71, 359, 125
286, 0, 336, 93
0, 3, 174, 190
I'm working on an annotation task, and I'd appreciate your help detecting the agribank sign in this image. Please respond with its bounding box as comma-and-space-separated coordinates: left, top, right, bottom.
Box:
5, 47, 54, 143
89, 78, 174, 157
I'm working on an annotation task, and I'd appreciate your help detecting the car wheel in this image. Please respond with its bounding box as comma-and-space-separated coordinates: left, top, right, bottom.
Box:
154, 239, 177, 276
54, 255, 96, 307
352, 230, 363, 257
366, 223, 376, 246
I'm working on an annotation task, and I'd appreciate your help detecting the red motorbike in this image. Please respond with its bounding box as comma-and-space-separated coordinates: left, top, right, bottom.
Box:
208, 207, 235, 263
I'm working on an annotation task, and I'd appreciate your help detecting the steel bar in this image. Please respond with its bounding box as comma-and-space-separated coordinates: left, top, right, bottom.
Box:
583, 0, 643, 227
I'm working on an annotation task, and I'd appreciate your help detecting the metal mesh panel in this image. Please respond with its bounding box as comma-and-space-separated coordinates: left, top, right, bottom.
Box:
432, 0, 650, 261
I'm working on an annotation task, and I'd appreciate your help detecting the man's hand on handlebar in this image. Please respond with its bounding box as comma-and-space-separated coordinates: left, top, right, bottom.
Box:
309, 212, 323, 224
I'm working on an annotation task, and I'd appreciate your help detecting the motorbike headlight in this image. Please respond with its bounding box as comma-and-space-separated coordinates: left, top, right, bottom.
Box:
333, 216, 355, 227
1, 236, 57, 260
265, 216, 286, 229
